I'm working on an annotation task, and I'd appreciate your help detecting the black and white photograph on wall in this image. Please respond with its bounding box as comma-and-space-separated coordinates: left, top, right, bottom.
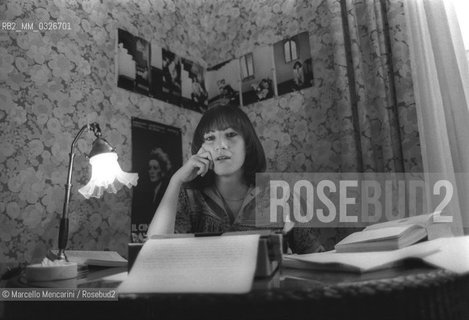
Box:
149, 42, 164, 100
117, 29, 151, 95
161, 49, 182, 105
134, 36, 151, 95
274, 31, 313, 95
240, 45, 275, 106
131, 117, 182, 243
117, 28, 137, 92
205, 59, 241, 109
180, 58, 208, 113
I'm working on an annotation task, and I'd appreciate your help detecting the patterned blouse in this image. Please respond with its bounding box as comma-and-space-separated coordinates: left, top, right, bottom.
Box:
174, 185, 325, 254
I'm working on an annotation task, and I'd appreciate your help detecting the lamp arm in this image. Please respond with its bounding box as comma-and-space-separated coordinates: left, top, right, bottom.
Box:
57, 123, 100, 260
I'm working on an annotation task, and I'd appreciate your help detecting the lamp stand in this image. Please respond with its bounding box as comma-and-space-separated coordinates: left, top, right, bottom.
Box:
56, 123, 102, 261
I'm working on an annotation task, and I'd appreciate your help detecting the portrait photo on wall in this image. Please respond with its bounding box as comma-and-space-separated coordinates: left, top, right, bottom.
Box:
180, 58, 208, 113
134, 36, 151, 95
205, 59, 241, 109
149, 42, 165, 101
274, 31, 314, 96
240, 45, 275, 106
161, 48, 182, 105
131, 117, 182, 243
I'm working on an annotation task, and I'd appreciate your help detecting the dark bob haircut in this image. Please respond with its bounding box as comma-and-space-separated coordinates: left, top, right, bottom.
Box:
190, 105, 266, 187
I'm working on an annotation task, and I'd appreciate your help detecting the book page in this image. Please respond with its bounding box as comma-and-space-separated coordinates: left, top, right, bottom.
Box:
118, 234, 260, 294
364, 212, 437, 230
337, 225, 418, 246
284, 243, 439, 272
419, 236, 469, 274
50, 250, 127, 267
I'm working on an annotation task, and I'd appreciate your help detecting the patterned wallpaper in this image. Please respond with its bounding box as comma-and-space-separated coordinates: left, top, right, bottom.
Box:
0, 0, 421, 266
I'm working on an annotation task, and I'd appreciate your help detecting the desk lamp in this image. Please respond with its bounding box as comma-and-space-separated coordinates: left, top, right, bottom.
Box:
56, 122, 138, 261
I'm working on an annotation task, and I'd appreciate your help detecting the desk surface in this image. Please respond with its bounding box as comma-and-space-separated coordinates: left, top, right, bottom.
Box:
3, 263, 469, 320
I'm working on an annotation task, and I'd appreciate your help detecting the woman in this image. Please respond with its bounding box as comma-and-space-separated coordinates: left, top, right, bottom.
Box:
132, 148, 172, 242
147, 105, 323, 253
147, 148, 172, 210
292, 61, 304, 88
191, 74, 208, 112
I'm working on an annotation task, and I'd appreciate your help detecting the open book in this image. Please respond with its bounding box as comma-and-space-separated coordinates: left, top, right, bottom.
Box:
283, 236, 469, 273
49, 250, 128, 267
284, 242, 437, 273
334, 212, 451, 253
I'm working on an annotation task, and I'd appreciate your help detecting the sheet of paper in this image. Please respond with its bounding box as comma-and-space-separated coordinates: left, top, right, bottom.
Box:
118, 234, 260, 294
285, 236, 469, 273
285, 240, 439, 272
419, 236, 469, 274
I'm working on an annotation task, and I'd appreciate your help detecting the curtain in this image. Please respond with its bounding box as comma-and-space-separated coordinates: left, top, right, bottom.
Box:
311, 0, 423, 246
337, 0, 422, 173
404, 0, 469, 235
341, 0, 401, 172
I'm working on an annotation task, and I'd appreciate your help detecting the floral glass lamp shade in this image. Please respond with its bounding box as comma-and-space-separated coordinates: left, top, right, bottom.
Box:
56, 122, 138, 261
78, 139, 138, 199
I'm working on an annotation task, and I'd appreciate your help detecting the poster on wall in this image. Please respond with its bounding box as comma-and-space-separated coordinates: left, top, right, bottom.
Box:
161, 48, 182, 105
205, 59, 241, 109
149, 42, 164, 101
273, 31, 313, 96
131, 117, 183, 243
240, 45, 275, 106
117, 29, 151, 95
180, 58, 209, 113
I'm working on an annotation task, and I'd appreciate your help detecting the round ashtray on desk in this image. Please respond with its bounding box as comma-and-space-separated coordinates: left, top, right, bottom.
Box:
25, 260, 78, 283
19, 274, 78, 288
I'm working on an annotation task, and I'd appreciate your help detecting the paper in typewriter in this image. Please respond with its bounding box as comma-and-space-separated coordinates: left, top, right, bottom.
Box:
118, 234, 260, 294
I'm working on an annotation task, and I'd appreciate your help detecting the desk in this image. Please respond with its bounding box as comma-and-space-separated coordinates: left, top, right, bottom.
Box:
2, 263, 469, 320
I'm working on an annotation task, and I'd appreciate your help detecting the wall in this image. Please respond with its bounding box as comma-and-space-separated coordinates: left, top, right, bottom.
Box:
0, 0, 422, 266
0, 0, 205, 265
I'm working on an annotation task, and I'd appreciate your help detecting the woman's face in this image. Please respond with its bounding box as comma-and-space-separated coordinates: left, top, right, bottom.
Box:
148, 159, 163, 183
202, 127, 246, 177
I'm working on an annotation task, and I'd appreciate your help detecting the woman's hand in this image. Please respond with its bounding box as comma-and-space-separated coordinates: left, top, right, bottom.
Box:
172, 147, 213, 184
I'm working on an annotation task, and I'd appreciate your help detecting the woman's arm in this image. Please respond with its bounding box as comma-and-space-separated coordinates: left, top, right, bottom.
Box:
147, 177, 183, 235
147, 147, 213, 236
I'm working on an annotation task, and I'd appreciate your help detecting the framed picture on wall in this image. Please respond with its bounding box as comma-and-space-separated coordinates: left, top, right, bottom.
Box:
130, 117, 182, 243
240, 45, 275, 106
273, 31, 313, 95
